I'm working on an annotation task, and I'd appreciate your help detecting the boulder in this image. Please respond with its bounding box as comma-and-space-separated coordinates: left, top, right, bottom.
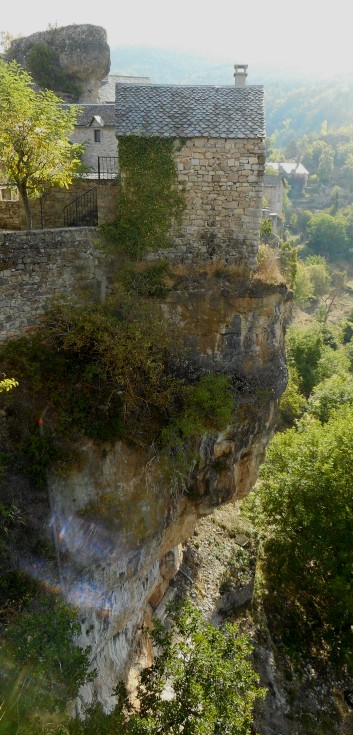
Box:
6, 24, 110, 101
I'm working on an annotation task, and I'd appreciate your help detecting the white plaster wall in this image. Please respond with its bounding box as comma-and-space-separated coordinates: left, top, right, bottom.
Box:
71, 127, 118, 173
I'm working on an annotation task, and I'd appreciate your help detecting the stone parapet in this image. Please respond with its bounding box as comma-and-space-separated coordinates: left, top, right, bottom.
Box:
0, 228, 112, 341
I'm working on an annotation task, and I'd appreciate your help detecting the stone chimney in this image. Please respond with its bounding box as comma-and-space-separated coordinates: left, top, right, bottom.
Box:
234, 64, 248, 86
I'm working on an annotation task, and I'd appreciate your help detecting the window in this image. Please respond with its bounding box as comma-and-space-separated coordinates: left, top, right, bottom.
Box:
94, 129, 101, 143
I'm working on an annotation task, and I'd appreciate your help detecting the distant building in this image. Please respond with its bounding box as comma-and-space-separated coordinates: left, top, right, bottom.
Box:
97, 74, 151, 103
267, 161, 309, 191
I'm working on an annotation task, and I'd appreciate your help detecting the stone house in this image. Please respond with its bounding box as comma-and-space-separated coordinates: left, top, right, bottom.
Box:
68, 103, 117, 176
267, 161, 309, 191
115, 80, 265, 269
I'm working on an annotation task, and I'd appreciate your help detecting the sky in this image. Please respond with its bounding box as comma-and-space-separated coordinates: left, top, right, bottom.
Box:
1, 0, 353, 76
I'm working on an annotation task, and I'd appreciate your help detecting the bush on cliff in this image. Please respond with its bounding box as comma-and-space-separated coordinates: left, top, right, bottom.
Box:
0, 590, 93, 734
0, 297, 234, 486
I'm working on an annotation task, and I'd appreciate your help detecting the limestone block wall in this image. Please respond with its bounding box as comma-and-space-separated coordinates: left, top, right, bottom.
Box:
0, 228, 112, 341
174, 137, 266, 269
0, 201, 26, 231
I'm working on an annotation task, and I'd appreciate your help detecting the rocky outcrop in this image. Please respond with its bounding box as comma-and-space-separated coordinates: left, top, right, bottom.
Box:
46, 273, 290, 712
6, 24, 110, 101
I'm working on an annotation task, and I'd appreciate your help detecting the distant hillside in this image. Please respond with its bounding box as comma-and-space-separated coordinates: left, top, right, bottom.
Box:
110, 45, 313, 86
110, 45, 353, 142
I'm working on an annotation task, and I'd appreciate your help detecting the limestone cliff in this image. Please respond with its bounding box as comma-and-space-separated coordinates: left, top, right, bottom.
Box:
6, 24, 110, 102
45, 273, 290, 711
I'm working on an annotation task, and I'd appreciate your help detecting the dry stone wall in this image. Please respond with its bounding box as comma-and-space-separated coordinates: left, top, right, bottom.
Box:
0, 180, 117, 231
31, 180, 117, 230
0, 201, 26, 231
0, 228, 112, 341
173, 137, 265, 269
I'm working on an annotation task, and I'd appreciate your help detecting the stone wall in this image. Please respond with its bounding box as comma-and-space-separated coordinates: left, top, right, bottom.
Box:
0, 181, 117, 231
0, 201, 26, 231
31, 180, 117, 230
174, 137, 265, 269
0, 228, 112, 341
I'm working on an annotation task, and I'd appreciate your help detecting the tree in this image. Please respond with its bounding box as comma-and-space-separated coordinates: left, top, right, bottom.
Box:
286, 324, 324, 396
71, 601, 265, 735
0, 60, 83, 228
306, 212, 348, 256
246, 405, 353, 664
306, 372, 353, 423
0, 592, 93, 734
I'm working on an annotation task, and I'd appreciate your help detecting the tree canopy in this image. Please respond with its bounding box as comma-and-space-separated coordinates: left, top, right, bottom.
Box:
245, 404, 353, 663
0, 59, 83, 228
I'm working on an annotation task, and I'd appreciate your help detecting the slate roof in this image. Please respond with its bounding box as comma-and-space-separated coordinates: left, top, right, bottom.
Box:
115, 84, 265, 139
98, 74, 151, 103
280, 162, 309, 176
64, 104, 116, 126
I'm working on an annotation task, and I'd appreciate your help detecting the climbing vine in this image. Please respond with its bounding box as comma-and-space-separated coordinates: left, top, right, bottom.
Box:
103, 136, 185, 258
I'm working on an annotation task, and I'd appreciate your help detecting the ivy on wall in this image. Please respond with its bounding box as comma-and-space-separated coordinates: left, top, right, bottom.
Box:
103, 136, 185, 258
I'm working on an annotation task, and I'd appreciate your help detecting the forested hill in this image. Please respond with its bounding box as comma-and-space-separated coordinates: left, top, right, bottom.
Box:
111, 45, 353, 143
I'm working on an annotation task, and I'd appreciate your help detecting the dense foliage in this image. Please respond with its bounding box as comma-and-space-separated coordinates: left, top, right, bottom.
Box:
246, 404, 353, 664
103, 136, 185, 257
69, 601, 264, 735
0, 590, 93, 734
0, 294, 234, 488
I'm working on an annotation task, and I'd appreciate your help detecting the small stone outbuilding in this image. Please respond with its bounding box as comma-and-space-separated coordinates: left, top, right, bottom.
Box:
68, 103, 117, 176
115, 82, 265, 269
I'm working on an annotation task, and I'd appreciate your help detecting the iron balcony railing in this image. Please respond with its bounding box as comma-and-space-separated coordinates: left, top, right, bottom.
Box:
97, 156, 118, 180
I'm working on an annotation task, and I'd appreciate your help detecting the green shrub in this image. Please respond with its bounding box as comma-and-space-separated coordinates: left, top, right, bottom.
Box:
278, 240, 298, 287
161, 373, 233, 448
293, 260, 314, 305
313, 344, 351, 383
305, 261, 330, 297
306, 372, 353, 422
119, 259, 172, 298
278, 365, 307, 427
0, 300, 235, 485
71, 601, 265, 735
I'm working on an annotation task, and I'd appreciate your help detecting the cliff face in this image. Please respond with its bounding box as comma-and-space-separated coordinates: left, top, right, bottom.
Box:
47, 273, 290, 711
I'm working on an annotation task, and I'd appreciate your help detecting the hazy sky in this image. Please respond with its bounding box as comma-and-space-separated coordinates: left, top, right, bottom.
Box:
1, 0, 352, 74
